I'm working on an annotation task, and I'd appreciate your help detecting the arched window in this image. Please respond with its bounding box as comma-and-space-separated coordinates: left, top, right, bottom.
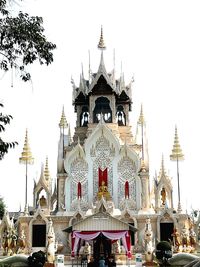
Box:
80, 106, 89, 127
125, 181, 129, 198
77, 182, 82, 198
116, 105, 126, 126
93, 97, 112, 123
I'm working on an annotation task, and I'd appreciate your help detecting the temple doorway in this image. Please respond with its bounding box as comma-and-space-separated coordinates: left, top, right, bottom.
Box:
32, 224, 46, 247
160, 222, 174, 242
93, 233, 111, 260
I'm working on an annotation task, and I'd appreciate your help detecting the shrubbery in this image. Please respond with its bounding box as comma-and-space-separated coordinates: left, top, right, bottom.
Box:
28, 250, 46, 267
155, 241, 172, 266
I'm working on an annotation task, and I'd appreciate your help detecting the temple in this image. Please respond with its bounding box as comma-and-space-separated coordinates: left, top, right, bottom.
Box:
0, 28, 199, 263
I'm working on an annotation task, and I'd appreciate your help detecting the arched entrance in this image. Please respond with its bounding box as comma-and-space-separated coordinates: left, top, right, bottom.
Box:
93, 233, 111, 260
160, 222, 174, 242
159, 213, 174, 242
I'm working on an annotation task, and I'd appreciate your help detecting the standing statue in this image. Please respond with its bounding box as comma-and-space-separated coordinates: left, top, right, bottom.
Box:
9, 228, 18, 255
2, 230, 9, 256
143, 218, 154, 263
181, 225, 189, 251
161, 187, 166, 205
189, 227, 196, 252
83, 242, 91, 261
114, 240, 121, 254
171, 228, 181, 252
17, 229, 26, 254
46, 219, 57, 263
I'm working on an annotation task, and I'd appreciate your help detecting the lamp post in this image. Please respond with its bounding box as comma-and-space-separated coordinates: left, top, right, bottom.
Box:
19, 129, 34, 215
170, 126, 184, 213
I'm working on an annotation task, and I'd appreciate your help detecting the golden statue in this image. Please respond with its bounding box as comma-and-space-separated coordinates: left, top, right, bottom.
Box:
161, 187, 166, 205
39, 195, 47, 207
97, 181, 110, 200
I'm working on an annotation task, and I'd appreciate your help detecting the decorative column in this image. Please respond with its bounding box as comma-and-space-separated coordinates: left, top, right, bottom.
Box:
140, 167, 150, 209
19, 129, 34, 215
59, 106, 68, 160
170, 126, 184, 213
138, 105, 150, 209
57, 107, 68, 211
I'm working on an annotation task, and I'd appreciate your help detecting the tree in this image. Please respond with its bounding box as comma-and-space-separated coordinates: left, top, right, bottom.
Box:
0, 196, 6, 219
0, 0, 56, 81
0, 103, 18, 160
0, 0, 56, 157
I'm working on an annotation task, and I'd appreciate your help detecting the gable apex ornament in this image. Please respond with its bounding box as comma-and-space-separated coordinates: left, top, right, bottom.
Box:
98, 26, 106, 50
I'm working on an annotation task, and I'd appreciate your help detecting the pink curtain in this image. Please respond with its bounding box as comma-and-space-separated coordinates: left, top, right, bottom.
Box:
72, 236, 80, 256
102, 231, 127, 240
74, 231, 101, 240
121, 231, 132, 259
72, 231, 101, 255
71, 230, 132, 257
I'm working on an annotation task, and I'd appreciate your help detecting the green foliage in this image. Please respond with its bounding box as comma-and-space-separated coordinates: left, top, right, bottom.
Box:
0, 0, 56, 158
0, 196, 6, 219
0, 0, 56, 81
28, 250, 46, 267
0, 103, 18, 160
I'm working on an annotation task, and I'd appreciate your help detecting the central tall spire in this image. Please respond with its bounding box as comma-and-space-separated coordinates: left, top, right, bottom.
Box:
98, 26, 106, 50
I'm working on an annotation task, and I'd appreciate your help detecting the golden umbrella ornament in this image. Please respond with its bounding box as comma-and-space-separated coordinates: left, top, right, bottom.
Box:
19, 129, 34, 215
170, 126, 184, 213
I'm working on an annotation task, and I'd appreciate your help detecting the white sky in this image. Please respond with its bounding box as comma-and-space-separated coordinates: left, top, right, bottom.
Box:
0, 0, 200, 213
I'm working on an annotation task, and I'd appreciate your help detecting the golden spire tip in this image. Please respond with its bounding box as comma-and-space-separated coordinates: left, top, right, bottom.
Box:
59, 106, 68, 128
98, 25, 106, 50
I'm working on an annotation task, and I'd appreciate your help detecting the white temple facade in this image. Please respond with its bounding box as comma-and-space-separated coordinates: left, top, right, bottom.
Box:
1, 29, 197, 261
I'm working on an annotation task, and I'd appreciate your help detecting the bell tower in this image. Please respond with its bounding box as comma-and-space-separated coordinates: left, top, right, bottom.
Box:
72, 27, 133, 144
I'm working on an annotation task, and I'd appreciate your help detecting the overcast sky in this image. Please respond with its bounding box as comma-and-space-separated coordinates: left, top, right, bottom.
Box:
1, 0, 200, 213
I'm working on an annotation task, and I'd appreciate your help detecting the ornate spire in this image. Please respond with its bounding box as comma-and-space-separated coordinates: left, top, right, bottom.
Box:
170, 126, 184, 161
44, 156, 50, 181
159, 154, 166, 176
138, 104, 145, 125
19, 129, 34, 164
59, 106, 68, 129
98, 26, 106, 50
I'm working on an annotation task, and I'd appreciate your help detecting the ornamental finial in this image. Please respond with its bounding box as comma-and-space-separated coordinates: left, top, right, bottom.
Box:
138, 104, 145, 125
160, 154, 166, 176
59, 106, 68, 129
98, 26, 106, 50
44, 156, 50, 180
